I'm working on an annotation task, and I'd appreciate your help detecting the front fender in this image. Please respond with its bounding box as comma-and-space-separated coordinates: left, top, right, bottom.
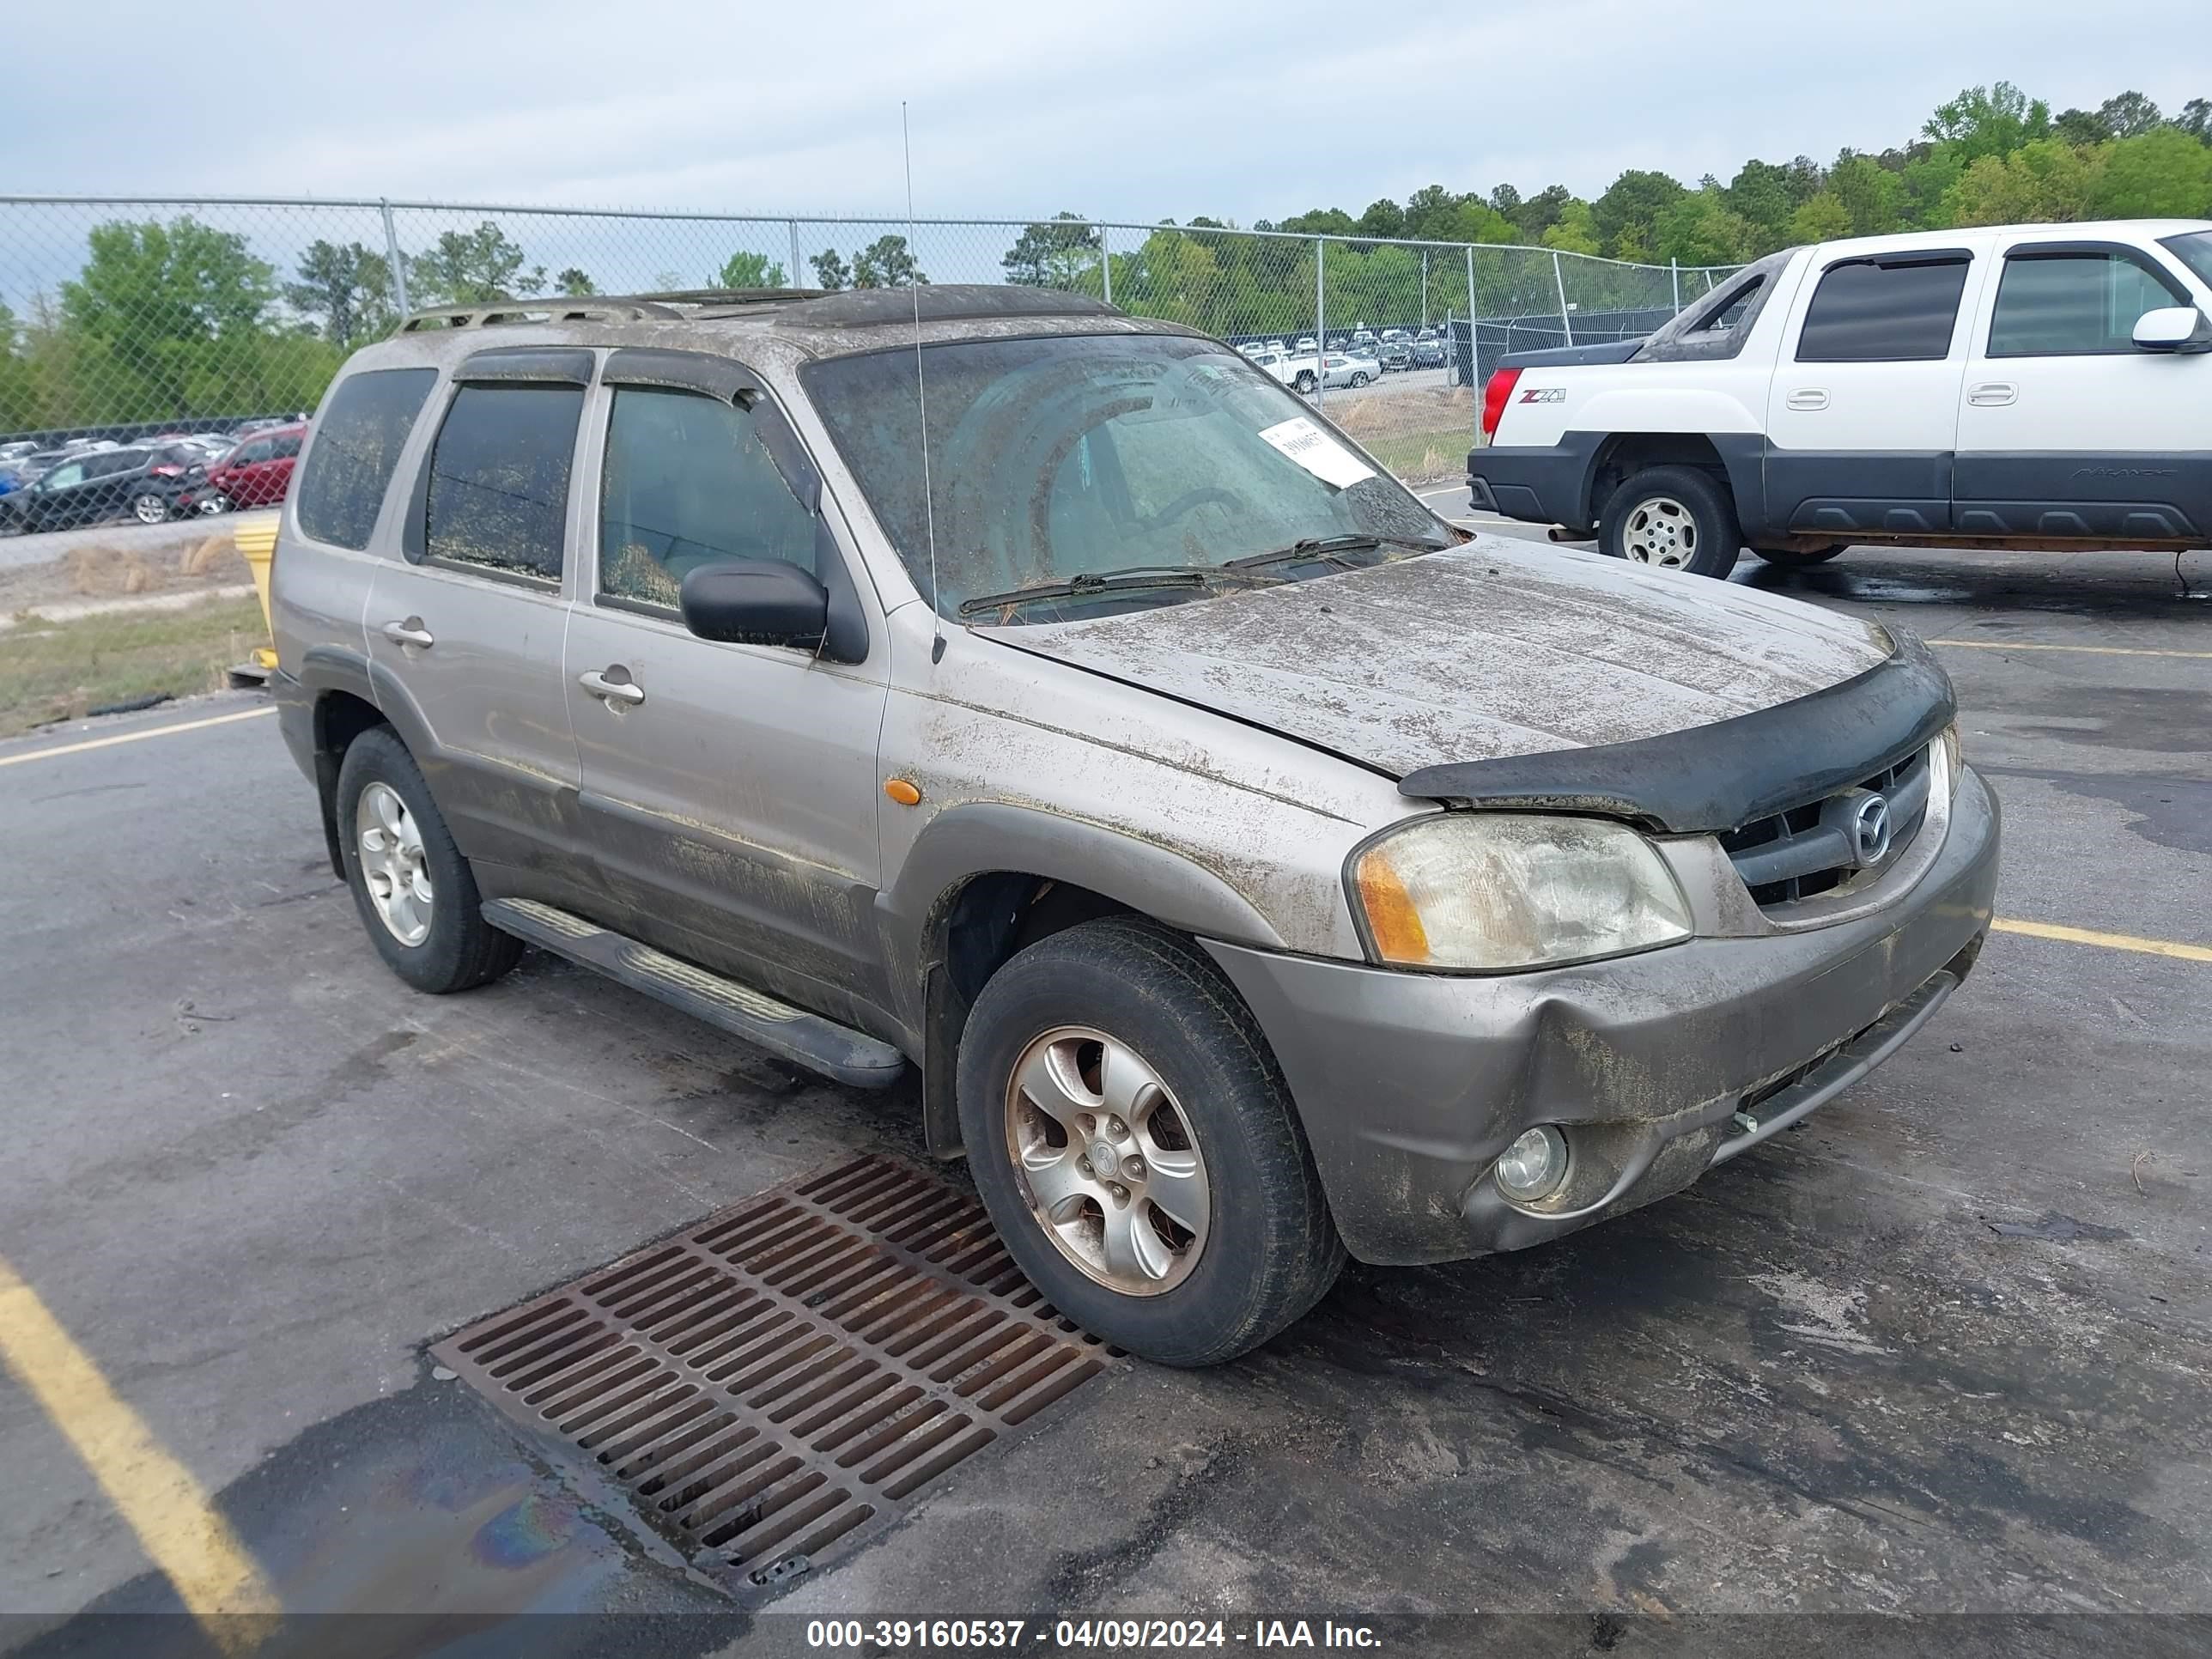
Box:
875, 799, 1289, 1032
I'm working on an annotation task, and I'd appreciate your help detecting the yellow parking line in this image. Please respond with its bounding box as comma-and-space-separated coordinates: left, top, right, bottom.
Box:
0, 705, 275, 769
1994, 917, 2212, 964
0, 1255, 277, 1649
1929, 638, 2212, 660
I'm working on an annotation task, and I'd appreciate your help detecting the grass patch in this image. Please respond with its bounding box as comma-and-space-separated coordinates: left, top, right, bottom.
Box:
1354, 424, 1474, 485
0, 594, 269, 738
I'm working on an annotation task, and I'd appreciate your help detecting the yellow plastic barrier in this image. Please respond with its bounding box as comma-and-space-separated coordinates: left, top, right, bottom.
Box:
230, 513, 280, 671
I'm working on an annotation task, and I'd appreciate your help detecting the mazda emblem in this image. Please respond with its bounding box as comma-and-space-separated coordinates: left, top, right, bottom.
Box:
1851, 793, 1893, 864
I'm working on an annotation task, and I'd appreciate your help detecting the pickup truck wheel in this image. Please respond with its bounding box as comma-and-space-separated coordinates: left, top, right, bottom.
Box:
1292, 371, 1317, 393
1601, 466, 1741, 578
1749, 544, 1847, 567
335, 727, 522, 994
957, 917, 1344, 1367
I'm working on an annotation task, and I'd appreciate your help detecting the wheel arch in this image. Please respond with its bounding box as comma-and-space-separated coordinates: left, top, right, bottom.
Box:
1585, 431, 1755, 528
880, 802, 1289, 1157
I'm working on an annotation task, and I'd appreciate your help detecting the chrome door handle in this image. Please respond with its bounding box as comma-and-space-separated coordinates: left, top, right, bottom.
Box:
380, 618, 434, 648
579, 668, 645, 706
1785, 389, 1828, 411
1968, 382, 2018, 406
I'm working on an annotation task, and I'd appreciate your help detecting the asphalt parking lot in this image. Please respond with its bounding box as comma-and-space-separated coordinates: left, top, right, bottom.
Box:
3, 528, 2208, 1654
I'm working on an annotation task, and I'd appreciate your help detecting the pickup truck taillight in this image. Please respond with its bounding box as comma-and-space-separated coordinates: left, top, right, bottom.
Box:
1479, 368, 1521, 441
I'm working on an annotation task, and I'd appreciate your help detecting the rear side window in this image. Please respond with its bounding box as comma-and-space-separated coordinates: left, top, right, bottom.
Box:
236, 439, 275, 465
296, 368, 436, 550
1988, 251, 2185, 356
423, 383, 584, 580
599, 387, 815, 610
271, 432, 303, 459
1796, 257, 1971, 362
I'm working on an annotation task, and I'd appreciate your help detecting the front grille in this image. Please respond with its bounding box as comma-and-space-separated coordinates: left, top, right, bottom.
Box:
1719, 744, 1932, 908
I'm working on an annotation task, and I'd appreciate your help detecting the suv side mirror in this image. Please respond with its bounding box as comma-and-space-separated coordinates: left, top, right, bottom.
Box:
679, 558, 829, 649
2132, 306, 2212, 353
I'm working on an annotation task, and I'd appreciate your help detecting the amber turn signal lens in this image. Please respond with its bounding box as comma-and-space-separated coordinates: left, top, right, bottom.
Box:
883, 778, 923, 806
1354, 848, 1431, 964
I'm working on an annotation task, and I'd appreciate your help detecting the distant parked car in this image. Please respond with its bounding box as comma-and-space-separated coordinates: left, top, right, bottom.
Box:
193, 422, 306, 513
0, 441, 39, 467
1379, 342, 1413, 372
1294, 336, 1316, 353
0, 445, 204, 534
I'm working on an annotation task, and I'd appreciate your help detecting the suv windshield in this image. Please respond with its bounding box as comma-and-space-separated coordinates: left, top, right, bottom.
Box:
805, 332, 1444, 619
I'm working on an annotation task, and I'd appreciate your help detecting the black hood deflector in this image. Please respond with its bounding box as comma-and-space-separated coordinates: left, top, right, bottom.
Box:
1396, 630, 1954, 834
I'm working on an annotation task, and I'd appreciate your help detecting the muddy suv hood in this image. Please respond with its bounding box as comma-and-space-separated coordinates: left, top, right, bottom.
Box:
989, 538, 1891, 781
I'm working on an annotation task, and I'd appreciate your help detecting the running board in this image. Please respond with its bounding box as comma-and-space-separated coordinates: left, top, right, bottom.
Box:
482, 898, 908, 1090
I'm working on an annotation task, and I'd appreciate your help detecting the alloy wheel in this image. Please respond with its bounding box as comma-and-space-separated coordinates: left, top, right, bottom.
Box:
132, 493, 167, 525
355, 781, 434, 946
1003, 1025, 1211, 1296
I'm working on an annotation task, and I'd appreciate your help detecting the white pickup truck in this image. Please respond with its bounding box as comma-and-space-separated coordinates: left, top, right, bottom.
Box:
1467, 218, 2212, 576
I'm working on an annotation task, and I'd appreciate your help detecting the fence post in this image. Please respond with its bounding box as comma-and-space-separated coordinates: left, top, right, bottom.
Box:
789, 220, 803, 288
1671, 258, 1680, 313
1314, 236, 1326, 406
1420, 249, 1429, 326
1098, 223, 1112, 307
1552, 250, 1573, 346
380, 198, 410, 317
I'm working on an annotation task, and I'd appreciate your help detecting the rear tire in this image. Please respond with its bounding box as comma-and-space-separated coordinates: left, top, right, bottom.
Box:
1601, 465, 1741, 578
957, 918, 1344, 1367
1749, 544, 1847, 567
1292, 372, 1317, 394
335, 726, 521, 994
1349, 372, 1370, 387
131, 492, 169, 525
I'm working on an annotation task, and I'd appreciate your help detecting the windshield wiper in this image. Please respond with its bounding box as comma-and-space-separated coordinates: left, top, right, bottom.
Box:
1224, 532, 1449, 574
956, 563, 1268, 618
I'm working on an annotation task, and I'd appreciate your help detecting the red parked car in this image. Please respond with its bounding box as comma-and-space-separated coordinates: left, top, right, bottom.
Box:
192, 422, 306, 514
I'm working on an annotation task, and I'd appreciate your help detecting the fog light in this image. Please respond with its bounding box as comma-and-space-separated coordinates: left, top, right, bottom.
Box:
1495, 1125, 1569, 1202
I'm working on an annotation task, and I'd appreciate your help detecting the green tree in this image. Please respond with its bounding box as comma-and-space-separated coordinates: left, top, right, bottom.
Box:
1924, 82, 2051, 162
2178, 99, 2212, 143
1722, 160, 1804, 252
2053, 107, 2113, 146
1656, 190, 1753, 266
410, 222, 543, 304
61, 216, 285, 420
2091, 128, 2212, 216
1945, 138, 2103, 224
852, 235, 926, 289
1591, 170, 1686, 257
1510, 185, 1575, 241
1829, 153, 1905, 234
1354, 198, 1407, 239
1899, 147, 1967, 228
1000, 214, 1101, 287
1788, 191, 1852, 244
714, 251, 788, 289
2096, 91, 2164, 139
1540, 201, 1601, 256
283, 240, 394, 349
810, 248, 851, 291
555, 267, 596, 295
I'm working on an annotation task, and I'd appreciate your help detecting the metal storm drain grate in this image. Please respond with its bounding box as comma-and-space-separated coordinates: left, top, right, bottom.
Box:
430, 1153, 1115, 1597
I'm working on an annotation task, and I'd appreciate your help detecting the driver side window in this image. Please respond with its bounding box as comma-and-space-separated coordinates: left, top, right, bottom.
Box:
598, 386, 815, 611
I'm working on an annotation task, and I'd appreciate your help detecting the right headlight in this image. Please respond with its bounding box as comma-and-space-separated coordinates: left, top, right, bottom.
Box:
1349, 812, 1692, 973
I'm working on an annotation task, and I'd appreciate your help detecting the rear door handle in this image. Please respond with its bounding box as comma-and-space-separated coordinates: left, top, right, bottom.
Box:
1785, 388, 1828, 411
579, 667, 646, 706
379, 617, 434, 649
1968, 382, 2018, 406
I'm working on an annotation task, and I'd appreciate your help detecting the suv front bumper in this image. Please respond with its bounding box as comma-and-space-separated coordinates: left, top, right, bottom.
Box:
1202, 767, 2001, 1265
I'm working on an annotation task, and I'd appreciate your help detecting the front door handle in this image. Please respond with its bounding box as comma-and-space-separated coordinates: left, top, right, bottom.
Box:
380, 617, 434, 649
1785, 388, 1829, 411
579, 667, 646, 707
1967, 382, 2018, 406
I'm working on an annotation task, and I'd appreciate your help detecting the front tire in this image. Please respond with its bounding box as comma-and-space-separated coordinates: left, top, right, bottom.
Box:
131, 492, 169, 525
957, 918, 1344, 1367
1348, 372, 1370, 387
335, 726, 521, 994
1601, 465, 1741, 578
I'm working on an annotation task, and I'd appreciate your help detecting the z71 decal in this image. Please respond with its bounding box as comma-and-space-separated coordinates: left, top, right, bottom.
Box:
1517, 386, 1566, 404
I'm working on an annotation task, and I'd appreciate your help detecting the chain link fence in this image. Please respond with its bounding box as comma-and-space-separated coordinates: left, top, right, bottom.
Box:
0, 196, 1740, 494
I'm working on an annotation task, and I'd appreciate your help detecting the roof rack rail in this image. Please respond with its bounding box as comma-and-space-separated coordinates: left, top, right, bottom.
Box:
398, 297, 685, 331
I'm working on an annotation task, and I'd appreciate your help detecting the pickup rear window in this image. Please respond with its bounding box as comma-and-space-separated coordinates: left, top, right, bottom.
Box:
1796, 256, 1971, 362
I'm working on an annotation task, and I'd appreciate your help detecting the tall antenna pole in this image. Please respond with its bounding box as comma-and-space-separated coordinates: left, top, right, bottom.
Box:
902, 102, 945, 662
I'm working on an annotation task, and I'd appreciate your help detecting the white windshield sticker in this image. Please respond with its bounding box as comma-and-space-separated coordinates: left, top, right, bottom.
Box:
1256, 416, 1376, 489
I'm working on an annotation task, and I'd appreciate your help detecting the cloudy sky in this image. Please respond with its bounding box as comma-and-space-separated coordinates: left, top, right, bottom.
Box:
2, 0, 2202, 223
